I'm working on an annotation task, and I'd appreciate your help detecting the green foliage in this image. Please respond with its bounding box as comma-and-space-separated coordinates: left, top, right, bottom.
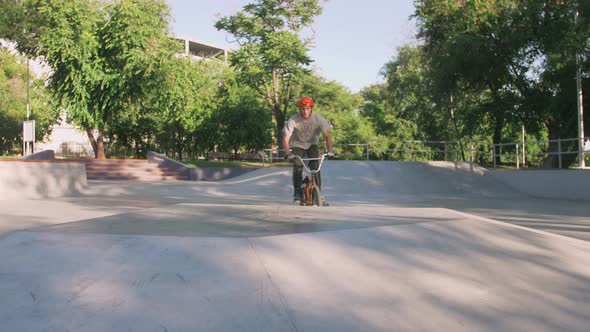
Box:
145, 57, 225, 159
416, 0, 533, 133
0, 0, 46, 55
413, 0, 589, 166
214, 74, 272, 154
141, 56, 271, 159
0, 46, 57, 155
0, 49, 24, 154
6, 0, 173, 158
376, 46, 431, 140
535, 1, 590, 165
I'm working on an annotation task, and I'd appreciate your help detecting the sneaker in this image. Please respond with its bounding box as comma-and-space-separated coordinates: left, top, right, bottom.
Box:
293, 193, 302, 202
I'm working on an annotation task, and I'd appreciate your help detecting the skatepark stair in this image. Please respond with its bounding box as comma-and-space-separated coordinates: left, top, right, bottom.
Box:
57, 159, 188, 181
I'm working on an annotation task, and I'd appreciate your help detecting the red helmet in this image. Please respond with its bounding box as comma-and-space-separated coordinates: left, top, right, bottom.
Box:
297, 96, 314, 108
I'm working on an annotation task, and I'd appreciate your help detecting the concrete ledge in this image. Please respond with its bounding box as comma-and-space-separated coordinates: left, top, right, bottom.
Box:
189, 167, 259, 181
0, 161, 87, 200
148, 151, 259, 181
489, 169, 590, 201
22, 149, 55, 160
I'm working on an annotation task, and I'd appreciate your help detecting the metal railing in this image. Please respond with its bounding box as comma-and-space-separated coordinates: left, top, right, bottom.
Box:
491, 137, 589, 169
261, 137, 589, 169
57, 142, 90, 158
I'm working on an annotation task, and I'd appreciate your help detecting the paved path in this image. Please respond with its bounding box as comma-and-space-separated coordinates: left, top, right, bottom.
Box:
1, 161, 589, 331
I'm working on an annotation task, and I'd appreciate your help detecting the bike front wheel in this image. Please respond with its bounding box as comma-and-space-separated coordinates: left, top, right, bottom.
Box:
311, 186, 323, 206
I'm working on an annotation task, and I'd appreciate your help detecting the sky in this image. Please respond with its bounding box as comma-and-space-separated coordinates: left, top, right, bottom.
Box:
166, 0, 418, 93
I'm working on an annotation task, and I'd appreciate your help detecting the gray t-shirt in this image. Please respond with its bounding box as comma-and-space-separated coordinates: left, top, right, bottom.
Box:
284, 112, 330, 149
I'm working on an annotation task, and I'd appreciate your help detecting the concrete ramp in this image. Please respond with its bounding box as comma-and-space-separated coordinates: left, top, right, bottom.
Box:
2, 209, 589, 332
321, 160, 522, 201
1, 160, 590, 331
198, 160, 525, 206
0, 161, 87, 199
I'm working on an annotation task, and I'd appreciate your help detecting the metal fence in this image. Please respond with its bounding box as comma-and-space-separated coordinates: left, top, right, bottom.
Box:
263, 137, 590, 169
57, 142, 90, 158
490, 137, 589, 169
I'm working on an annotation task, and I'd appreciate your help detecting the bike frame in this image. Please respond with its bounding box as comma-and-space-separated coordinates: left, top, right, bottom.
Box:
291, 154, 328, 206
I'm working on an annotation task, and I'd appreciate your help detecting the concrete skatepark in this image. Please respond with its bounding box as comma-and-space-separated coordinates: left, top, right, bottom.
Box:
1, 160, 590, 331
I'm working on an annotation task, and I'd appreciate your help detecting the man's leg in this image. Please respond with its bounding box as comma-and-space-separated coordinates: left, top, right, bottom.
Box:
291, 147, 305, 200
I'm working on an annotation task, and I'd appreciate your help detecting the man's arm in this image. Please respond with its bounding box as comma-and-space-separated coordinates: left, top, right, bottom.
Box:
283, 133, 291, 155
323, 130, 333, 154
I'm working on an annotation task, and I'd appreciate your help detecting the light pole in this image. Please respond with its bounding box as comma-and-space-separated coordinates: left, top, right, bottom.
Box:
23, 57, 35, 156
575, 9, 585, 168
24, 57, 31, 155
26, 58, 30, 120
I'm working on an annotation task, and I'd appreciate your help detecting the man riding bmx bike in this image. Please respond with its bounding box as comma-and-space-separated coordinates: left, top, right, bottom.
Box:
283, 96, 334, 203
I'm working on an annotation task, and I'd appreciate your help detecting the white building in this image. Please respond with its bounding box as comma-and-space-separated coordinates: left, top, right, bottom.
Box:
173, 37, 229, 64
36, 111, 95, 157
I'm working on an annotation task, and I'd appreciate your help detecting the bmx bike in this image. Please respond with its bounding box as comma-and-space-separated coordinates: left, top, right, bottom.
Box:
290, 153, 329, 207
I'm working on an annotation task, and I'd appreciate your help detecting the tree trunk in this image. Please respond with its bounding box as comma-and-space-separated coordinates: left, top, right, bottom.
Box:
489, 85, 504, 166
105, 133, 114, 159
492, 108, 504, 166
86, 128, 106, 159
176, 140, 182, 161
449, 92, 466, 162
96, 135, 106, 159
175, 124, 183, 161
543, 116, 560, 168
86, 128, 97, 157
274, 104, 286, 155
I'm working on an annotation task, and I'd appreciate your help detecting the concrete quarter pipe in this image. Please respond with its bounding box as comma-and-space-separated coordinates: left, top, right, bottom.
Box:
1, 161, 589, 331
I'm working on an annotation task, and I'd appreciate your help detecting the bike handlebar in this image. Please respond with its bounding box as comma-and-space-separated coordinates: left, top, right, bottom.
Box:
289, 153, 330, 173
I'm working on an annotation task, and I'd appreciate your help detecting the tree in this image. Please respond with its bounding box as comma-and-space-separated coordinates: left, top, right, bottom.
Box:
378, 45, 435, 141
150, 56, 226, 159
0, 0, 46, 55
421, 0, 590, 167
5, 0, 173, 159
0, 47, 27, 155
215, 0, 323, 154
415, 0, 554, 164
0, 45, 56, 155
214, 78, 272, 156
533, 0, 590, 167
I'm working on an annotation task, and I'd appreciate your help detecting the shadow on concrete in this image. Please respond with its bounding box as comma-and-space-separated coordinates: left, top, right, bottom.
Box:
2, 208, 590, 331
2, 160, 590, 330
249, 217, 590, 331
